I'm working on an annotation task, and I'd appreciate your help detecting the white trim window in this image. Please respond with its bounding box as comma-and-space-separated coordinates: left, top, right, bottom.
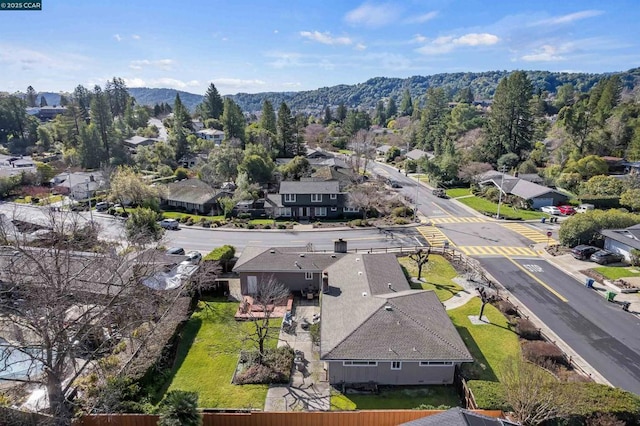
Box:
315, 207, 327, 216
330, 207, 337, 211
343, 361, 378, 367
279, 207, 292, 217
419, 361, 453, 366
311, 194, 323, 202
343, 207, 359, 213
284, 194, 296, 202
330, 193, 337, 200
305, 272, 313, 280
391, 361, 402, 370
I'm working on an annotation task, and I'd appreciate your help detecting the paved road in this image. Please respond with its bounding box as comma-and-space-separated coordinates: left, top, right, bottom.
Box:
148, 117, 168, 141
480, 256, 640, 394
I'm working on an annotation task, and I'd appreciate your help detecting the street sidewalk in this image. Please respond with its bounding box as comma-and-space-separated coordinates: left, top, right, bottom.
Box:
536, 243, 640, 316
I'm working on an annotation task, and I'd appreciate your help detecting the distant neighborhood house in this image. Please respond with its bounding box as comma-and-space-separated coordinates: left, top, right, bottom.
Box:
123, 136, 161, 150
266, 180, 358, 219
50, 171, 105, 200
162, 178, 230, 214
478, 170, 568, 209
195, 128, 225, 145
0, 155, 36, 178
601, 223, 640, 262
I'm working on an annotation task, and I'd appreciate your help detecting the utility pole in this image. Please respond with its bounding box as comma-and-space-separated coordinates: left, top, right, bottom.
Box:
85, 179, 93, 224
414, 165, 421, 222
496, 165, 507, 219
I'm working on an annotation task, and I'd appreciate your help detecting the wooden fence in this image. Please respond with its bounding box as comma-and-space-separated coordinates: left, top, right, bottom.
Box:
75, 410, 506, 426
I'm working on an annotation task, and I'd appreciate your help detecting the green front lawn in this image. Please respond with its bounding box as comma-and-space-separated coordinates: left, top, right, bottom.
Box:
445, 188, 472, 198
398, 254, 463, 302
593, 266, 640, 280
447, 299, 520, 382
163, 298, 281, 409
330, 386, 460, 410
249, 219, 275, 226
457, 196, 547, 220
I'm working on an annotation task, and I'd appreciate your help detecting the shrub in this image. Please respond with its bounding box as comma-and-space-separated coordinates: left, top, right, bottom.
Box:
559, 210, 640, 247
158, 390, 202, 426
522, 340, 565, 365
467, 380, 511, 411
394, 217, 410, 225
350, 219, 362, 227
495, 300, 517, 316
237, 212, 251, 220
203, 245, 235, 262
392, 206, 413, 217
246, 224, 255, 229
515, 318, 541, 340
234, 347, 294, 385
277, 224, 286, 229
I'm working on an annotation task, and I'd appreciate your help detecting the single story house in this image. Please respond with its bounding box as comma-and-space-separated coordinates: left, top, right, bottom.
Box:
601, 224, 640, 262
0, 155, 36, 178
123, 136, 161, 150
233, 242, 473, 385
400, 407, 518, 426
478, 170, 568, 210
195, 128, 225, 145
376, 144, 393, 156
37, 106, 66, 121
162, 179, 230, 214
50, 171, 105, 200
406, 149, 433, 162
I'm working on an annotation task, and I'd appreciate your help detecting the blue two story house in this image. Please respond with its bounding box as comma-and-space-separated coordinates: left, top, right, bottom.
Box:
267, 180, 359, 220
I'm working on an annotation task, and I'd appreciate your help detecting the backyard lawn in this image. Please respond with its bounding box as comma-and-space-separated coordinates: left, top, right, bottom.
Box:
447, 298, 520, 382
457, 196, 547, 220
445, 188, 472, 198
163, 298, 281, 409
593, 266, 640, 280
398, 254, 463, 301
330, 386, 460, 410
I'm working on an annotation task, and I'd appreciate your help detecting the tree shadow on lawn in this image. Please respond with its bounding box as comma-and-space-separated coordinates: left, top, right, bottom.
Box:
411, 279, 461, 297
455, 326, 498, 382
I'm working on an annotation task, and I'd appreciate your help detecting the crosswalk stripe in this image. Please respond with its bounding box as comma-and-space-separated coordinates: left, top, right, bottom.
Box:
501, 223, 558, 245
457, 246, 538, 257
430, 217, 487, 224
417, 226, 453, 247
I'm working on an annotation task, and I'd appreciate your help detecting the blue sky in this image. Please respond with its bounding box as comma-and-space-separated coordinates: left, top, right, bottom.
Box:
1, 0, 639, 95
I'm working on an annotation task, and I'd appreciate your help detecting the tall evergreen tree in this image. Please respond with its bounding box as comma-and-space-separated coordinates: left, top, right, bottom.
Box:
486, 71, 534, 160
277, 102, 294, 157
198, 83, 224, 120
336, 103, 347, 122
79, 123, 104, 168
25, 86, 38, 107
105, 77, 130, 118
260, 100, 277, 135
90, 85, 113, 158
323, 106, 333, 125
385, 97, 397, 119
420, 87, 449, 153
173, 93, 193, 131
374, 100, 386, 126
400, 89, 413, 116
73, 85, 92, 119
221, 98, 246, 145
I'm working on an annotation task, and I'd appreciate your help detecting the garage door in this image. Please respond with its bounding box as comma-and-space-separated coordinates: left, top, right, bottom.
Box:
532, 198, 553, 210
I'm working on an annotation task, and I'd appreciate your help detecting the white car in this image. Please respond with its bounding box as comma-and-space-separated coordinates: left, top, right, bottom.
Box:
541, 205, 561, 215
185, 251, 202, 264
159, 218, 179, 230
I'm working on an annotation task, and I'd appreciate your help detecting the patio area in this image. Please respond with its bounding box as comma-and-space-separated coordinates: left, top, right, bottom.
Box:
234, 293, 294, 320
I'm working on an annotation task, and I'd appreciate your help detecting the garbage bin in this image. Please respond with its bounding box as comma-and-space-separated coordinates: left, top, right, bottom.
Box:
585, 278, 594, 288
605, 291, 617, 302
541, 217, 546, 223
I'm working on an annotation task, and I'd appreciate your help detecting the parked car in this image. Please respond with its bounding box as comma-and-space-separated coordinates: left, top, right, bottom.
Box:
388, 180, 402, 188
160, 218, 179, 230
558, 205, 576, 215
432, 188, 448, 198
590, 250, 624, 265
571, 245, 599, 260
95, 201, 110, 212
166, 247, 186, 255
185, 251, 202, 264
541, 205, 561, 215
576, 203, 595, 213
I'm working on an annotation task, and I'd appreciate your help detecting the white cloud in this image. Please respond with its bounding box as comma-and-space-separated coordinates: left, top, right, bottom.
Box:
129, 59, 174, 70
355, 43, 367, 51
265, 51, 302, 69
416, 33, 499, 55
273, 29, 279, 34
411, 34, 427, 44
124, 77, 146, 87
344, 2, 402, 27
0, 43, 89, 71
152, 78, 200, 89
132, 34, 141, 40
114, 34, 122, 42
404, 11, 438, 24
211, 78, 266, 88
300, 31, 353, 46
533, 10, 604, 26
520, 43, 575, 62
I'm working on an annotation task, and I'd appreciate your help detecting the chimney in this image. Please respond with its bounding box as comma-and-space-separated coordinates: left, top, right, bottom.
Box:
334, 238, 347, 253
322, 272, 329, 293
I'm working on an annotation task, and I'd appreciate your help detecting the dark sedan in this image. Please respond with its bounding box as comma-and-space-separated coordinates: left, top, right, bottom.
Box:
590, 250, 624, 265
571, 245, 599, 261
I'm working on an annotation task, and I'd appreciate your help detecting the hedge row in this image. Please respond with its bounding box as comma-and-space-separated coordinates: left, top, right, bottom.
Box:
468, 380, 640, 423
203, 245, 236, 262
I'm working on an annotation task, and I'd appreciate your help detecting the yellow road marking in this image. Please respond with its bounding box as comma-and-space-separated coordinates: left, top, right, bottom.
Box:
505, 256, 568, 302
458, 246, 538, 256
502, 223, 558, 245
417, 226, 453, 247
431, 217, 487, 224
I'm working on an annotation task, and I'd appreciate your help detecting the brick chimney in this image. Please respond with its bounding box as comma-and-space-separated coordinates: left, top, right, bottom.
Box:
334, 238, 347, 253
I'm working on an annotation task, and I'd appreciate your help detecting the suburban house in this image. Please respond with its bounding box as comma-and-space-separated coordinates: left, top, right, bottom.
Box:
601, 224, 640, 262
400, 407, 519, 426
0, 155, 37, 178
37, 105, 66, 121
233, 242, 473, 385
162, 178, 230, 214
406, 149, 433, 162
266, 180, 359, 219
196, 128, 225, 145
478, 170, 568, 210
123, 136, 161, 150
306, 147, 335, 160
376, 144, 393, 157
50, 171, 105, 200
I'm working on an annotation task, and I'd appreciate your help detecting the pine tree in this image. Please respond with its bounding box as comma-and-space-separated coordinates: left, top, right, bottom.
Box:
221, 98, 246, 145
26, 86, 38, 107
323, 106, 333, 125
260, 100, 277, 134
277, 102, 294, 157
385, 97, 397, 119
400, 89, 413, 116
198, 83, 224, 120
90, 85, 113, 158
336, 103, 347, 122
173, 93, 193, 131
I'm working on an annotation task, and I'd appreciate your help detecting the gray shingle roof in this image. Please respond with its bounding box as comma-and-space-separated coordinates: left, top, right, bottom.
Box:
406, 149, 428, 161
480, 171, 565, 200
321, 254, 472, 362
600, 229, 640, 250
233, 247, 345, 273
166, 179, 221, 205
400, 407, 519, 426
279, 180, 340, 195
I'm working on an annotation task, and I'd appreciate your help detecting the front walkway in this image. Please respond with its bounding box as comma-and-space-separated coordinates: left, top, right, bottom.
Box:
264, 297, 330, 411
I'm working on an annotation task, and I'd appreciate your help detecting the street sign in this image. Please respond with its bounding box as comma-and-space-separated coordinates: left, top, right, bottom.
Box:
547, 231, 553, 237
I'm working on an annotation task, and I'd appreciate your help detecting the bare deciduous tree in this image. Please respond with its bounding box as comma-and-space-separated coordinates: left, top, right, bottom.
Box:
0, 210, 168, 425
409, 248, 430, 280
350, 129, 375, 177
347, 182, 385, 220
499, 356, 572, 425
245, 276, 289, 364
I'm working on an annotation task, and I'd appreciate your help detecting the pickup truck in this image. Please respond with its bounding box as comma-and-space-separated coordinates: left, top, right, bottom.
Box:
432, 188, 448, 198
